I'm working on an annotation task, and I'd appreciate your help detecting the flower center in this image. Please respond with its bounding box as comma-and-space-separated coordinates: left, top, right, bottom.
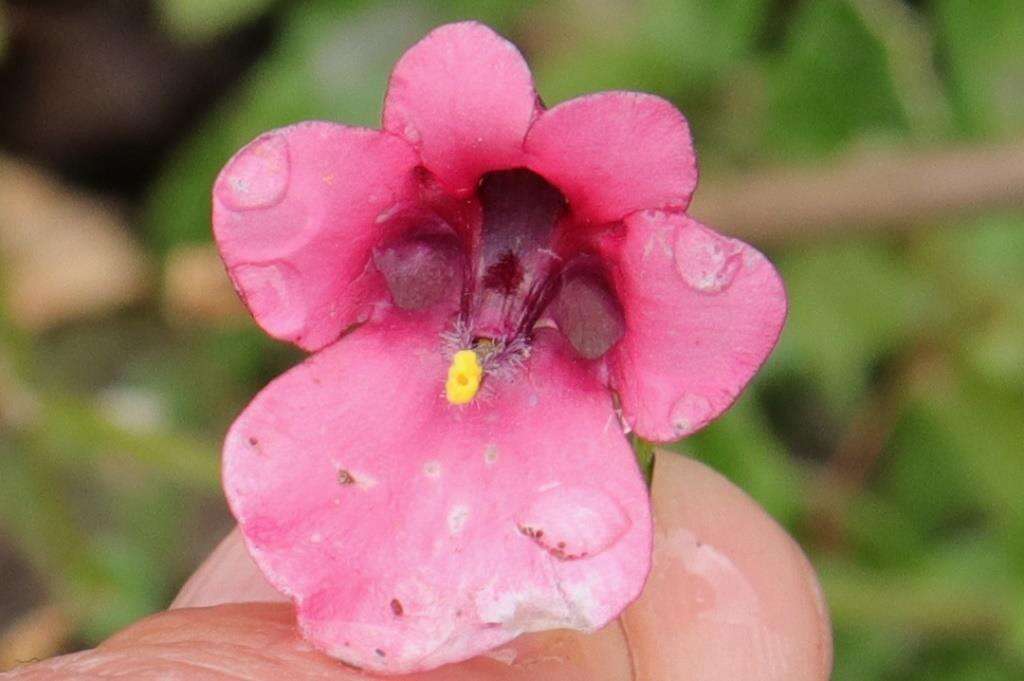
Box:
468, 169, 566, 339
374, 169, 625, 406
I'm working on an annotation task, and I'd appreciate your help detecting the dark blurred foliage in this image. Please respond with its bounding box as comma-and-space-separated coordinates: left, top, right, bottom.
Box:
1, 1, 1023, 679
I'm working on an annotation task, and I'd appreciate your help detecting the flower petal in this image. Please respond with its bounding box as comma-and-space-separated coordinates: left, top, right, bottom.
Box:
213, 122, 420, 351
525, 92, 698, 225
602, 211, 786, 441
383, 22, 540, 196
223, 318, 651, 674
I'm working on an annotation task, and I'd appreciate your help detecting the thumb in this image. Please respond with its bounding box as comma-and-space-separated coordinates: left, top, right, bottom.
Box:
3, 603, 627, 680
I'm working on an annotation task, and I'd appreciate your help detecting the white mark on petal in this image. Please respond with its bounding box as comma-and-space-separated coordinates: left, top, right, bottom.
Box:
375, 203, 402, 224
484, 648, 517, 665
351, 471, 378, 490
448, 505, 470, 535
403, 124, 422, 144
483, 445, 499, 465
670, 393, 714, 437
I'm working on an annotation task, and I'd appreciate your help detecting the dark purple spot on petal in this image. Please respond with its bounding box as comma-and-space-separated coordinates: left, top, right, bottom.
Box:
374, 227, 463, 311
550, 262, 624, 359
482, 251, 523, 295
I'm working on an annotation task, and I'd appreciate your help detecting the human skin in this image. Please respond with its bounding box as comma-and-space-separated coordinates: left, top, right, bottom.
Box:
2, 452, 832, 680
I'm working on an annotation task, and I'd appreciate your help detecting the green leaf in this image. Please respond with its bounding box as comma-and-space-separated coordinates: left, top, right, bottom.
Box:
846, 0, 953, 138
157, 0, 278, 43
912, 374, 1024, 538
775, 241, 936, 413
841, 490, 931, 570
935, 0, 1024, 137
532, 0, 768, 104
33, 395, 219, 490
763, 0, 908, 158
881, 404, 982, 537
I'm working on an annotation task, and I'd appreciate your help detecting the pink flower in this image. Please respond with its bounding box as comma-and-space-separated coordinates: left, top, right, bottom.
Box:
213, 22, 786, 674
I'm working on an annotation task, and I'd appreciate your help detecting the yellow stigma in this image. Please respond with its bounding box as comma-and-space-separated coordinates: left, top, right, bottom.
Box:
446, 349, 483, 405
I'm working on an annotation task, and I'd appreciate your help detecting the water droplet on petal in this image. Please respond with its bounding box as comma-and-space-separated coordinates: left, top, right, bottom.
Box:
515, 485, 629, 560
674, 223, 742, 293
231, 262, 305, 338
216, 133, 290, 211
670, 393, 713, 437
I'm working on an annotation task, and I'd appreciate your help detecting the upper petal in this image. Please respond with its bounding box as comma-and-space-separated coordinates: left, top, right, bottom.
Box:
525, 92, 698, 225
602, 211, 786, 442
212, 122, 420, 351
383, 22, 540, 196
223, 317, 651, 674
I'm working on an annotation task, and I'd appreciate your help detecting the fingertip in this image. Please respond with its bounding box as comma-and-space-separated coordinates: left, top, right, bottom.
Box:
620, 450, 833, 681
171, 528, 288, 610
168, 530, 631, 679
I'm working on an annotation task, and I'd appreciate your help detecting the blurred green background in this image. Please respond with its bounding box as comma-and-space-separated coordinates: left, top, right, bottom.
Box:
1, 0, 1022, 678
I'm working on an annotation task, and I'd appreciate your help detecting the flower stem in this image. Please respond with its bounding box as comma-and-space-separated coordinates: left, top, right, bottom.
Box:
631, 435, 655, 487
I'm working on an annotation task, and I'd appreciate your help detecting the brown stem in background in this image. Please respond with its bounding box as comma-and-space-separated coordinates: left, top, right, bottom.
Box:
804, 350, 918, 551
691, 141, 1024, 244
